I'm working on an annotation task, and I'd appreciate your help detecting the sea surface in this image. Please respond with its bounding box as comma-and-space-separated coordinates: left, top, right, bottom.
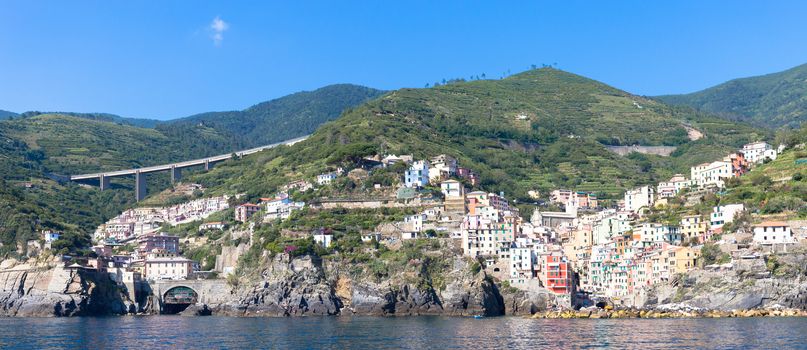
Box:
1, 316, 806, 349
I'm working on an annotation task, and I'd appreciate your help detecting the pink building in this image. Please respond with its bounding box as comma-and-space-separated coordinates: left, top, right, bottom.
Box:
137, 234, 179, 260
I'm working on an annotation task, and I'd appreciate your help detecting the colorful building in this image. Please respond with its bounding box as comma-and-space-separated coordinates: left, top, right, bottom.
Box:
235, 203, 261, 222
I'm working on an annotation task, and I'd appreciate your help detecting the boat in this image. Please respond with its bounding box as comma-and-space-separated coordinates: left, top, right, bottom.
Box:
473, 315, 484, 319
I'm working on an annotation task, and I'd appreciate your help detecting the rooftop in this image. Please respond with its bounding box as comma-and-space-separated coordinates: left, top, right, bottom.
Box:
753, 221, 789, 227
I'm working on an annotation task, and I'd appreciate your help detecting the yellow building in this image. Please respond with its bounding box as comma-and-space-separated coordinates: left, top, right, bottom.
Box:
669, 246, 700, 273
680, 215, 708, 243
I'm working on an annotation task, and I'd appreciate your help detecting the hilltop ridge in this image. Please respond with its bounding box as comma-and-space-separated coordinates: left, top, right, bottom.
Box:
192, 68, 766, 203
656, 63, 807, 129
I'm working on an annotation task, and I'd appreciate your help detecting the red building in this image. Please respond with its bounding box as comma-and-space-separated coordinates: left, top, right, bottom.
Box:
543, 253, 573, 294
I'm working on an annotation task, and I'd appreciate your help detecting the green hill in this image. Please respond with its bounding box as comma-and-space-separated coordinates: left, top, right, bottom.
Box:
0, 84, 384, 175
191, 68, 766, 203
656, 63, 807, 129
0, 84, 384, 258
0, 114, 234, 175
0, 110, 17, 120
0, 132, 132, 257
18, 111, 161, 128
161, 84, 386, 149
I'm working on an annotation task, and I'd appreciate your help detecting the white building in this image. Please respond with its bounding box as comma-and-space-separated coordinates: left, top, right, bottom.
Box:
510, 246, 535, 284
313, 232, 333, 247
403, 214, 426, 233
461, 215, 516, 257
361, 232, 382, 243
404, 160, 430, 188
710, 204, 745, 229
742, 142, 777, 164
656, 174, 691, 198
752, 222, 793, 244
42, 230, 61, 249
624, 186, 655, 213
401, 231, 420, 240
142, 250, 194, 280
691, 159, 733, 188
637, 223, 681, 246
440, 179, 464, 198
428, 154, 458, 182
317, 172, 338, 185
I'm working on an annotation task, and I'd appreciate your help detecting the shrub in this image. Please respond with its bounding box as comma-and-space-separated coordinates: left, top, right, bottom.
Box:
469, 261, 482, 275
761, 196, 803, 214
700, 243, 722, 266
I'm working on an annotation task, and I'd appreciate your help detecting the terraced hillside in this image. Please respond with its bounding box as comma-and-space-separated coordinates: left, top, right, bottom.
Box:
191, 68, 766, 202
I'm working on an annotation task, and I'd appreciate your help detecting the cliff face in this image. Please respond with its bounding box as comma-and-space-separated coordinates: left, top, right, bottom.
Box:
216, 255, 342, 317
628, 253, 807, 311
0, 261, 130, 317
214, 253, 551, 317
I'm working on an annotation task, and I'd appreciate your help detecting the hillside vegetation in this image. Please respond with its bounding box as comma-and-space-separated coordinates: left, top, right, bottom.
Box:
162, 84, 385, 149
0, 110, 17, 120
657, 63, 807, 129
0, 133, 132, 257
191, 68, 766, 203
0, 84, 382, 258
18, 111, 160, 128
0, 114, 233, 175
720, 127, 807, 217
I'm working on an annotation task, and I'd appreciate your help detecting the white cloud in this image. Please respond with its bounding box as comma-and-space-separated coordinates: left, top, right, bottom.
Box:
210, 16, 228, 46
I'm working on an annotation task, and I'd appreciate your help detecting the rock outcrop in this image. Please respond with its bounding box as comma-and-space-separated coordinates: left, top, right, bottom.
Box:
212, 253, 533, 317
215, 254, 342, 317
626, 252, 807, 311
0, 261, 130, 317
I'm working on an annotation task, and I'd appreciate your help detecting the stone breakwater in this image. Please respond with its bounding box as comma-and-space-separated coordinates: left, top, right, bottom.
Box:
531, 308, 807, 319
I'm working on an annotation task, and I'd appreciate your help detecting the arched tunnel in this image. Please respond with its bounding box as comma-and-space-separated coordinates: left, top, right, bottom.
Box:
161, 286, 199, 314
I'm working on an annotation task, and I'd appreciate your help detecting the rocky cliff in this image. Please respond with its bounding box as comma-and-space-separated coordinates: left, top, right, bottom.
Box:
627, 252, 807, 311
213, 252, 553, 317
0, 260, 131, 317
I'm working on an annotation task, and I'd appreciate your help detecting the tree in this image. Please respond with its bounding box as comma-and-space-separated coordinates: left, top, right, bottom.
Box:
700, 243, 721, 266
50, 231, 91, 255
326, 143, 377, 165
751, 175, 772, 188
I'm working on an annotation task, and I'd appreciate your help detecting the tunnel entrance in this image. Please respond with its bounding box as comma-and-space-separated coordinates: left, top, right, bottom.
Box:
162, 286, 198, 315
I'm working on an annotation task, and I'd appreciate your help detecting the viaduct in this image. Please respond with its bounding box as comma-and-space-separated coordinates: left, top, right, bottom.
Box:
70, 135, 308, 201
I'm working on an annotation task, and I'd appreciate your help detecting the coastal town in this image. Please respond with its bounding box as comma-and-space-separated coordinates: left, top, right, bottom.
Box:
5, 4, 807, 348
22, 136, 805, 314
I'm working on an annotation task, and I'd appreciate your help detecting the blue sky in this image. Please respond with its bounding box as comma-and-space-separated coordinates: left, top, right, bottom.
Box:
1, 1, 807, 120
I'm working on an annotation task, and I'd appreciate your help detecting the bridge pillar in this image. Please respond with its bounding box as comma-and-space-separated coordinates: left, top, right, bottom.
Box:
204, 160, 213, 171
135, 171, 147, 201
170, 166, 181, 183
100, 175, 110, 191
